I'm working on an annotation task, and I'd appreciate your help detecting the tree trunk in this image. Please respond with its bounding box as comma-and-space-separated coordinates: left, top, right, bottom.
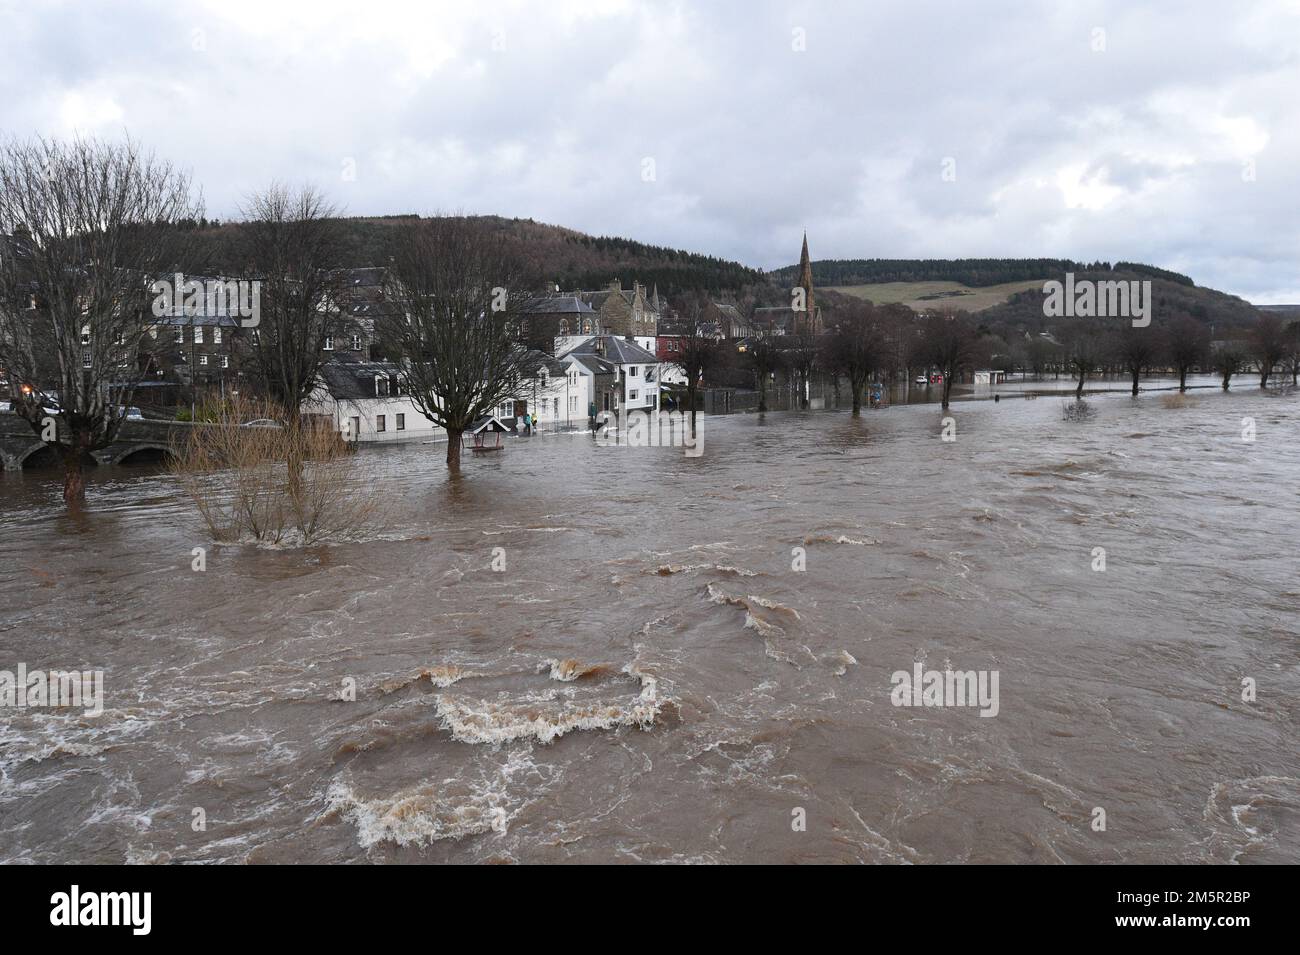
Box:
1130, 369, 1140, 396
941, 377, 953, 410
1260, 368, 1270, 388
688, 388, 698, 430
1222, 373, 1231, 391
1179, 368, 1188, 392
851, 392, 862, 416
62, 448, 86, 506
1075, 375, 1084, 399
446, 429, 463, 467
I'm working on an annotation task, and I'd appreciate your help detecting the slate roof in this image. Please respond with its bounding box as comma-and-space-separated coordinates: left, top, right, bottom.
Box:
566, 353, 618, 376
566, 335, 659, 365
319, 357, 402, 400
522, 295, 595, 316
521, 349, 568, 377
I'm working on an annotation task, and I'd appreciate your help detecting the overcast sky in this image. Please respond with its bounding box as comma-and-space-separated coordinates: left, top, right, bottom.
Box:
2, 0, 1298, 301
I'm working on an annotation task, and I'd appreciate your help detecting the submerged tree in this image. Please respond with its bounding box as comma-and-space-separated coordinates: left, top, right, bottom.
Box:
1161, 312, 1210, 393
377, 216, 533, 468
0, 135, 201, 505
745, 335, 781, 413
673, 293, 723, 429
1210, 342, 1248, 391
916, 308, 981, 409
822, 299, 886, 415
1061, 320, 1106, 399
1110, 321, 1160, 396
1250, 313, 1287, 388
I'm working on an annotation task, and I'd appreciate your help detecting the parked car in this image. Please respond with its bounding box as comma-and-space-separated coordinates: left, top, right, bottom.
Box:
118, 406, 145, 421
914, 376, 928, 385
240, 418, 283, 429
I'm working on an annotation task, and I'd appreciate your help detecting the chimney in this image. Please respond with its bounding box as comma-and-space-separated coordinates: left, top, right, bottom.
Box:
608, 278, 621, 292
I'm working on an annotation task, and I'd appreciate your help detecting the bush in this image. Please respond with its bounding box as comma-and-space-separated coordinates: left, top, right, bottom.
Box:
170, 397, 380, 545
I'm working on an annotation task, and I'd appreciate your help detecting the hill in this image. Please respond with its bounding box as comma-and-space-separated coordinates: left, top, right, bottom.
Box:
771, 257, 1195, 289
187, 214, 764, 297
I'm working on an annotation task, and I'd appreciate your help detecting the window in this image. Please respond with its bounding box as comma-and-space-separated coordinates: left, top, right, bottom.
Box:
199, 354, 208, 366
629, 390, 638, 401
351, 335, 361, 351
213, 327, 223, 344
221, 356, 230, 369
324, 336, 334, 351
629, 366, 638, 377
252, 330, 261, 345
553, 398, 558, 417
376, 414, 386, 433
375, 376, 390, 397
174, 327, 184, 344
396, 413, 405, 431
82, 350, 92, 368
81, 327, 90, 346
194, 327, 204, 344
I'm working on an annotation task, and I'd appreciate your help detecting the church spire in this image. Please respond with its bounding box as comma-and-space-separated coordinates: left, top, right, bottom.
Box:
797, 231, 816, 334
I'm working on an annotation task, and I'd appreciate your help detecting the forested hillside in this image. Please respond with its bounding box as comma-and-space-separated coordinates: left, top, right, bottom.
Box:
771, 257, 1196, 289
186, 214, 763, 295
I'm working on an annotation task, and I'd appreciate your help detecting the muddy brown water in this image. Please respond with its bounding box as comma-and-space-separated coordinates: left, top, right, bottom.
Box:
1, 379, 1297, 863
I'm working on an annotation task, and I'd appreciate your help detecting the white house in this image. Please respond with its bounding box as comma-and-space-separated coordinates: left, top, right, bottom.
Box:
308, 358, 442, 443
562, 336, 661, 419
494, 351, 573, 431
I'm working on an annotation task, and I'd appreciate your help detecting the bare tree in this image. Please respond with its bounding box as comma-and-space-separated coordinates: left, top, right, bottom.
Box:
917, 308, 981, 409
1110, 322, 1160, 396
745, 335, 781, 413
673, 293, 723, 429
1284, 319, 1300, 386
822, 299, 886, 415
377, 216, 533, 468
1210, 342, 1248, 391
1061, 319, 1105, 399
1250, 312, 1287, 388
0, 135, 201, 505
784, 330, 819, 409
1161, 312, 1210, 393
235, 184, 345, 414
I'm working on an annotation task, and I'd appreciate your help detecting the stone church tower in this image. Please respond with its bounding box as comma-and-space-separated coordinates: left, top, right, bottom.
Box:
797, 232, 817, 334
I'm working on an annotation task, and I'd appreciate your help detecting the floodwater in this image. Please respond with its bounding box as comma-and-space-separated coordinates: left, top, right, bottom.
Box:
1, 377, 1297, 863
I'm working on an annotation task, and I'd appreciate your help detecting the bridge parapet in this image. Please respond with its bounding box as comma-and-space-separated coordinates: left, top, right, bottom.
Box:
0, 413, 207, 470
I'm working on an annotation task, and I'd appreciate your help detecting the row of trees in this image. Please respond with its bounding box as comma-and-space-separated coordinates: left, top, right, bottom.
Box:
671, 297, 1298, 419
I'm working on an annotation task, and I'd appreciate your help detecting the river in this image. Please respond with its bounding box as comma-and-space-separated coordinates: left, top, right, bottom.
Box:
1, 378, 1297, 863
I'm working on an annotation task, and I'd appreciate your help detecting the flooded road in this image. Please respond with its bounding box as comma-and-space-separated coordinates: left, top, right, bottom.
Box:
1, 380, 1297, 863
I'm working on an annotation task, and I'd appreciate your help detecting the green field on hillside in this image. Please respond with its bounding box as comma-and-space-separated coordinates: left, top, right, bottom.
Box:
830, 278, 1047, 312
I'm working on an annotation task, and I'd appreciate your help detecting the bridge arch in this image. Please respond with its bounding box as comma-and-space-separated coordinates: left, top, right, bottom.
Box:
111, 443, 176, 466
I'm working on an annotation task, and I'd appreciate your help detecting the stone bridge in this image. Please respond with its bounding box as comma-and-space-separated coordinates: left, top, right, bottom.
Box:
0, 413, 205, 470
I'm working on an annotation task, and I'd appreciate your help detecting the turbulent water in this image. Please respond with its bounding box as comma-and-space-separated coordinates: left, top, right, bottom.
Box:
1, 378, 1297, 864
